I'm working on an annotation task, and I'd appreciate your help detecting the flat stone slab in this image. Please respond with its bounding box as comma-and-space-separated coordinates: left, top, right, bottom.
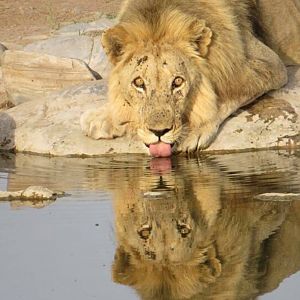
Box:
23, 17, 115, 79
0, 67, 299, 157
2, 50, 97, 105
24, 35, 110, 80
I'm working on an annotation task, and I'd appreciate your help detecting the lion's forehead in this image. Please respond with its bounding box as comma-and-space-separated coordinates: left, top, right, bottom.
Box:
129, 51, 188, 79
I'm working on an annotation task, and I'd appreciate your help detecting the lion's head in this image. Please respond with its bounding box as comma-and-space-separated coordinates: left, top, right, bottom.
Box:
101, 9, 217, 156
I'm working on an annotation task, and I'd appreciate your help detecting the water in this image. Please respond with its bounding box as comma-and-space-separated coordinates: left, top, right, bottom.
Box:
0, 151, 300, 300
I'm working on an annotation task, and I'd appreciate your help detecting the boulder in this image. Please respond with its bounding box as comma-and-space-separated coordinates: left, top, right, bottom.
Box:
24, 35, 110, 79
1, 50, 97, 105
0, 111, 15, 150
23, 16, 115, 79
0, 67, 8, 110
24, 36, 94, 67
0, 67, 299, 157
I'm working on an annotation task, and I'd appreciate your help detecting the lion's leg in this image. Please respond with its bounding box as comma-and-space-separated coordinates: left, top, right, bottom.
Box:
178, 36, 287, 152
216, 35, 288, 124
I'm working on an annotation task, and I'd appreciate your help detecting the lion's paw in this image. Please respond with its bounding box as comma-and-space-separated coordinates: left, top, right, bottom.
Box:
177, 123, 219, 153
80, 107, 126, 140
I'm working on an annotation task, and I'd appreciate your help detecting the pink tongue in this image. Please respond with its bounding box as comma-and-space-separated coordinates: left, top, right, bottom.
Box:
149, 142, 172, 158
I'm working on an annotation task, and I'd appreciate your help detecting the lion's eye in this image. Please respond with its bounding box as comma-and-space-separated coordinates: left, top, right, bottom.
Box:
138, 224, 152, 240
177, 222, 191, 238
133, 77, 145, 89
172, 77, 184, 89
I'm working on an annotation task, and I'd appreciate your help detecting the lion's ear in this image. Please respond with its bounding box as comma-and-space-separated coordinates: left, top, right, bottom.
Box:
101, 25, 128, 65
198, 245, 222, 282
189, 20, 213, 57
112, 246, 136, 285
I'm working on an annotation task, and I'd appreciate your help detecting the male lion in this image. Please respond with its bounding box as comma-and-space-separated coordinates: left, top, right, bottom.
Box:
81, 0, 300, 156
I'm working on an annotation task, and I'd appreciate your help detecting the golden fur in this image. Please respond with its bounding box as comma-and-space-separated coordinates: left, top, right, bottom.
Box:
81, 0, 300, 153
110, 158, 300, 300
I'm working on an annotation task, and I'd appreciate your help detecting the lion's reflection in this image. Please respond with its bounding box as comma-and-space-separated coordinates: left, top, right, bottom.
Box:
111, 158, 300, 300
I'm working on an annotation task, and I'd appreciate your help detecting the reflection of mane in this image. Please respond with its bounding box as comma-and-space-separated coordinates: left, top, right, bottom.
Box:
111, 158, 300, 300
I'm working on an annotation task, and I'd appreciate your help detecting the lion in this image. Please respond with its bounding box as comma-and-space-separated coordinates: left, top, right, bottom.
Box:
110, 157, 300, 300
80, 0, 300, 156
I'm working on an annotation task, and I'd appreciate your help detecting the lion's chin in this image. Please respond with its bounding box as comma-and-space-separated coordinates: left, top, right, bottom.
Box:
149, 142, 173, 158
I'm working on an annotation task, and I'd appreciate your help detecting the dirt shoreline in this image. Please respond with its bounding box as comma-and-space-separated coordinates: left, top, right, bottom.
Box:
0, 0, 121, 47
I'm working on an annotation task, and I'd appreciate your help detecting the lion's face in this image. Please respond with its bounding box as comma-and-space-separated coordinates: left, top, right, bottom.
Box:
101, 16, 215, 154
113, 45, 194, 147
108, 43, 200, 153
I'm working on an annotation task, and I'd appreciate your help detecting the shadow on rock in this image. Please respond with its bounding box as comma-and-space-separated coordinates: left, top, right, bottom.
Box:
0, 112, 15, 151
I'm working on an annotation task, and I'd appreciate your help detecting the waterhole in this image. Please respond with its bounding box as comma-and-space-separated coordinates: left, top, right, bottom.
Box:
0, 150, 300, 300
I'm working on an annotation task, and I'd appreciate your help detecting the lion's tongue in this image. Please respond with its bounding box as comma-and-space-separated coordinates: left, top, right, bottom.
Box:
149, 142, 172, 157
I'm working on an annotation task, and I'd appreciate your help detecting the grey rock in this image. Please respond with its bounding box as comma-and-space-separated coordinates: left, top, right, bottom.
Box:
24, 36, 94, 67
0, 67, 299, 156
24, 32, 110, 79
55, 17, 116, 36
89, 37, 111, 79
0, 111, 15, 150
2, 50, 97, 105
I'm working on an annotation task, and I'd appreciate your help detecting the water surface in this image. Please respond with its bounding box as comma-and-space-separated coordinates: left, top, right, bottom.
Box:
0, 151, 300, 300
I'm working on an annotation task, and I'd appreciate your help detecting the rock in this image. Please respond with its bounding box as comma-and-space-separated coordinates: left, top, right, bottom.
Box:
88, 37, 111, 79
0, 186, 64, 200
23, 17, 116, 79
0, 111, 15, 149
0, 43, 8, 66
1, 50, 97, 105
24, 35, 110, 79
254, 193, 300, 201
0, 66, 299, 157
55, 17, 116, 36
24, 36, 94, 67
0, 185, 64, 208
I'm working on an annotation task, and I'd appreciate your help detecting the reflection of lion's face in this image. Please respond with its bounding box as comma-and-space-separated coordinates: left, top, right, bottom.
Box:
110, 45, 196, 146
112, 163, 223, 299
116, 175, 207, 264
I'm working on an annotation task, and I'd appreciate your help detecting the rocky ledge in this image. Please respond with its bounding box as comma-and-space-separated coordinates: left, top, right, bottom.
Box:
0, 18, 299, 157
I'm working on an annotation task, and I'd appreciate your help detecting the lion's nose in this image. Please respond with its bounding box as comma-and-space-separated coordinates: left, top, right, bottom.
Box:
149, 127, 172, 137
